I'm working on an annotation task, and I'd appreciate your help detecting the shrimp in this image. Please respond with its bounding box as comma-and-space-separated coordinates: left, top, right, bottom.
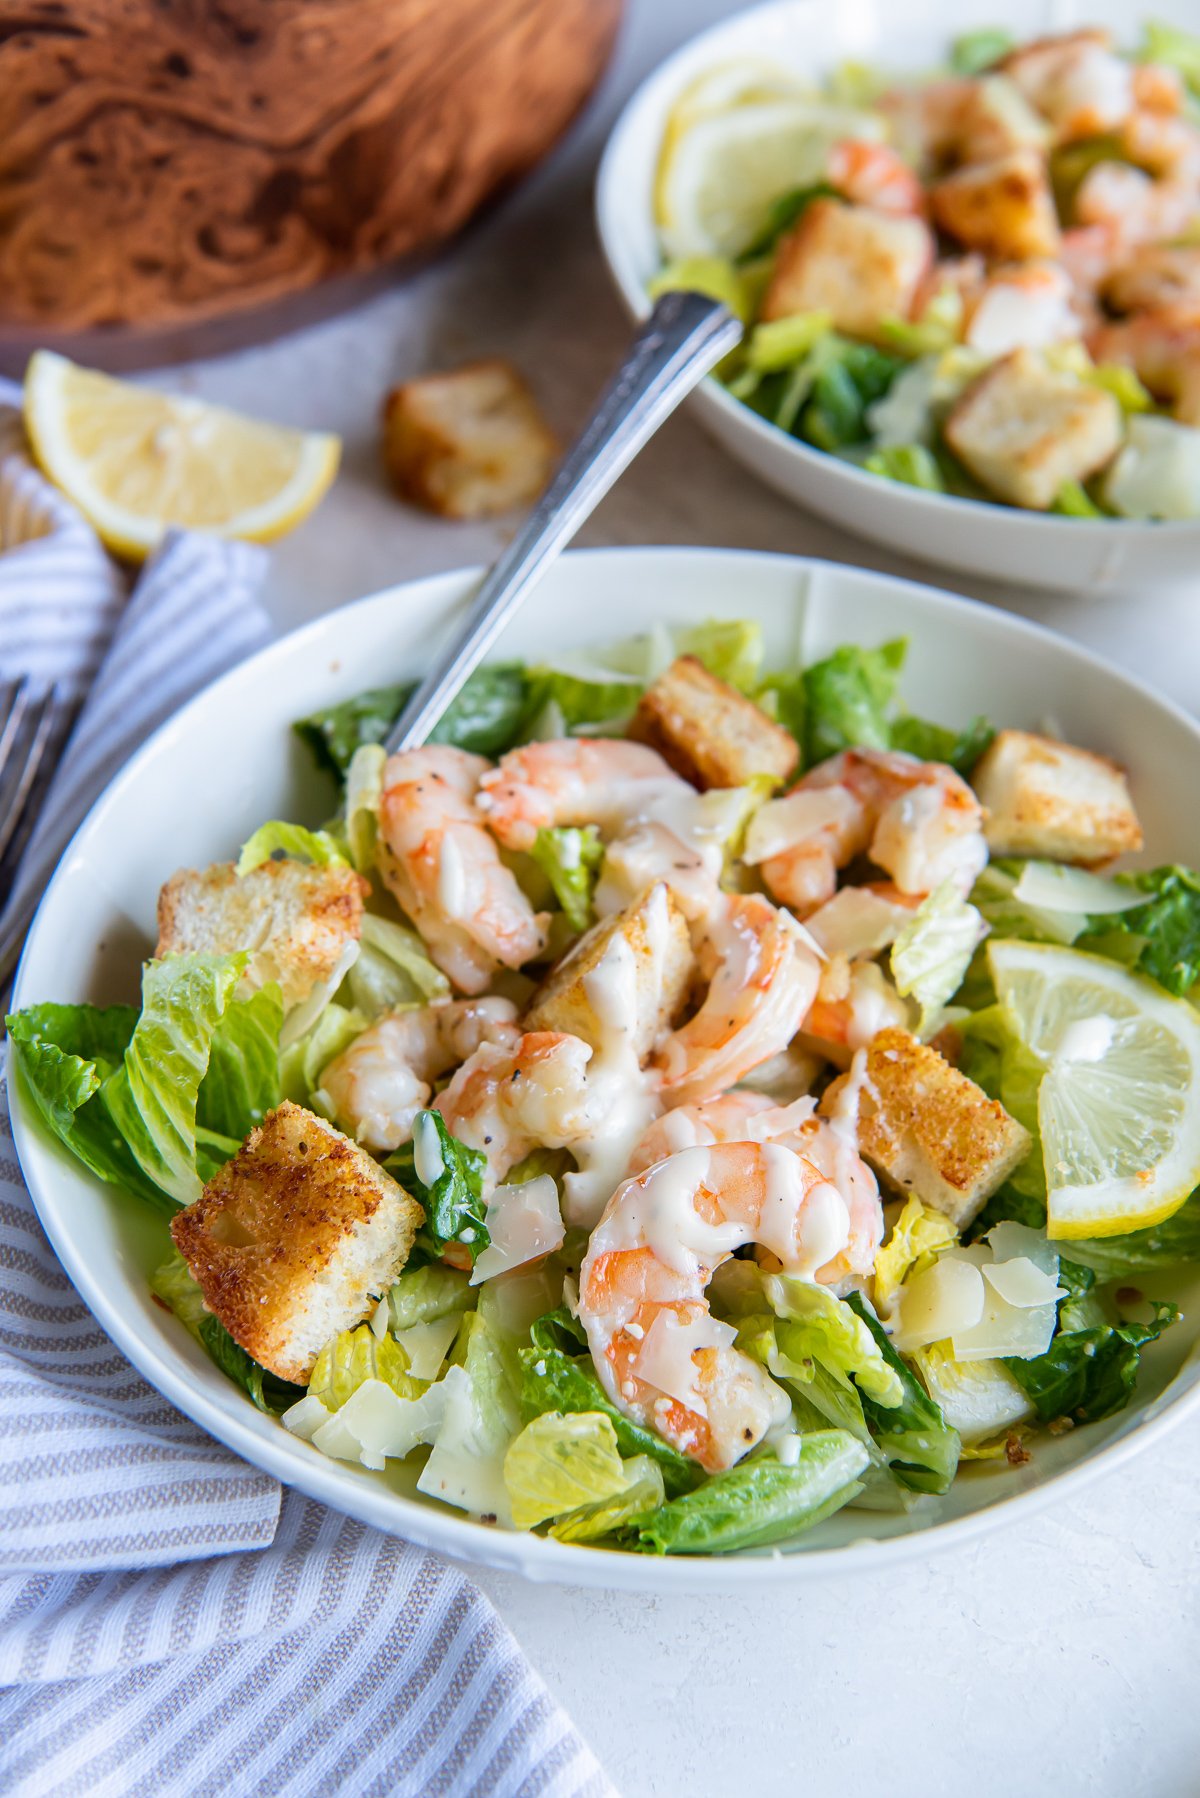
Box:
801, 957, 910, 1057
1103, 245, 1200, 317
320, 996, 519, 1151
1131, 62, 1186, 117
478, 737, 738, 921
827, 139, 924, 215
577, 1139, 879, 1469
963, 262, 1080, 357
1089, 306, 1200, 425
756, 748, 987, 915
628, 1090, 785, 1173
433, 1030, 598, 1185
652, 893, 820, 1108
1000, 30, 1133, 143
1075, 162, 1197, 249
378, 747, 548, 995
1120, 109, 1200, 183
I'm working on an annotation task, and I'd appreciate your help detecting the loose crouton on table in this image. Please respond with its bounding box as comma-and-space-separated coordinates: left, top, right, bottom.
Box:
381, 359, 558, 519
760, 198, 933, 341
819, 1027, 1031, 1230
524, 881, 692, 1062
628, 655, 799, 791
971, 728, 1143, 863
931, 150, 1061, 261
156, 858, 367, 1011
171, 1102, 422, 1385
943, 349, 1122, 510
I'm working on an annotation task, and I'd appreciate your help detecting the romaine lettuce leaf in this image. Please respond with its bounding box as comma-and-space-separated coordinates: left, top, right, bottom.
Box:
1006, 1289, 1178, 1425
390, 1110, 489, 1263
634, 1433, 868, 1554
343, 744, 386, 873
743, 312, 834, 374
736, 183, 838, 261
863, 444, 945, 492
1076, 866, 1200, 996
503, 1410, 627, 1529
887, 713, 994, 775
799, 637, 907, 765
530, 825, 604, 933
307, 1324, 423, 1410
874, 1196, 959, 1310
236, 823, 348, 874
150, 1252, 303, 1413
765, 1274, 903, 1408
890, 880, 986, 1033
844, 1293, 962, 1492
970, 858, 1088, 948
387, 1262, 476, 1330
294, 664, 532, 778
950, 27, 1014, 73
347, 913, 449, 1014
281, 1001, 366, 1105
197, 982, 282, 1143
549, 1454, 667, 1544
648, 256, 758, 323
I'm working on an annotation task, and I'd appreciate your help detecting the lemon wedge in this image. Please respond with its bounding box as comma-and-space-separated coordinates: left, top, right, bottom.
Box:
988, 939, 1200, 1239
24, 351, 340, 561
654, 96, 884, 261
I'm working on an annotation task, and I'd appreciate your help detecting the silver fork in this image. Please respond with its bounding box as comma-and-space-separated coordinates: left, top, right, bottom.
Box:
0, 678, 73, 998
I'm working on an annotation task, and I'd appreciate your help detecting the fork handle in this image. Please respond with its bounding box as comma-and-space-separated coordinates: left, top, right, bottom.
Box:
383, 290, 741, 756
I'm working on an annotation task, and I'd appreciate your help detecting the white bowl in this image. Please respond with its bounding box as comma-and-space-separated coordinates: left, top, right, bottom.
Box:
596, 0, 1200, 594
10, 547, 1200, 1591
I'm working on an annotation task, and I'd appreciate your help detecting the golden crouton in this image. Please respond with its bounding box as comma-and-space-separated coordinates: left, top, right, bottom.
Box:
381, 359, 558, 519
819, 1029, 1031, 1230
1102, 246, 1200, 316
943, 349, 1122, 511
524, 882, 692, 1062
628, 656, 798, 792
156, 859, 367, 1012
171, 1102, 422, 1384
761, 199, 933, 341
971, 728, 1143, 864
931, 151, 1061, 261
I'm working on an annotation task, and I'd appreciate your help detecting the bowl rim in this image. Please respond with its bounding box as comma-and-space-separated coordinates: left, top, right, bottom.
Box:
594, 0, 1200, 544
10, 543, 1200, 1592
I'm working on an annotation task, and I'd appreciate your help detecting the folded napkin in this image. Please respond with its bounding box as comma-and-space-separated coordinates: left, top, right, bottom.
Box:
0, 392, 613, 1797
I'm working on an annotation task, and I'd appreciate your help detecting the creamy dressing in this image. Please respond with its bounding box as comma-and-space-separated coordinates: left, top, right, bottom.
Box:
743, 788, 859, 866
844, 962, 909, 1051
413, 1110, 445, 1186
436, 829, 468, 919
561, 930, 661, 1227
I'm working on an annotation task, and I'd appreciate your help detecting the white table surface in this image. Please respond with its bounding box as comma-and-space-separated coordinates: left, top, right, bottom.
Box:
151, 4, 1200, 1791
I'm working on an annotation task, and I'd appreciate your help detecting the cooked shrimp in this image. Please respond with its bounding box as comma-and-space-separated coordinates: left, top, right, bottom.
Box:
433, 1029, 597, 1184
578, 1139, 877, 1469
757, 748, 987, 914
320, 996, 519, 1151
628, 1090, 785, 1173
827, 139, 924, 215
1131, 62, 1186, 116
1075, 162, 1197, 248
1089, 306, 1200, 424
1000, 30, 1133, 143
378, 748, 548, 995
478, 739, 686, 853
1103, 245, 1200, 317
653, 893, 820, 1107
1120, 109, 1200, 182
963, 262, 1079, 357
876, 79, 972, 172
802, 957, 910, 1054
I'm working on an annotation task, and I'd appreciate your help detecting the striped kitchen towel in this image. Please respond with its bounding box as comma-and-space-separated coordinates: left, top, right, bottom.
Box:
0, 390, 614, 1797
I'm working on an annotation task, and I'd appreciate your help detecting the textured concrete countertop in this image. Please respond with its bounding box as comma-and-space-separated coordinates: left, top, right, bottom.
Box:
155, 4, 1200, 1790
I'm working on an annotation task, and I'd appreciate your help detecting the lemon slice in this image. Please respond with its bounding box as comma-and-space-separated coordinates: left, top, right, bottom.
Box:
655, 98, 884, 261
988, 939, 1200, 1239
24, 351, 340, 561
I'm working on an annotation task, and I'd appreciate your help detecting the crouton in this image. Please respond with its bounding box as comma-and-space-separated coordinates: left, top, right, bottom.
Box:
971, 728, 1143, 864
818, 1028, 1031, 1229
524, 882, 692, 1062
761, 198, 933, 341
171, 1102, 422, 1384
381, 359, 558, 519
628, 656, 798, 792
943, 349, 1122, 510
931, 151, 1061, 261
156, 859, 367, 1012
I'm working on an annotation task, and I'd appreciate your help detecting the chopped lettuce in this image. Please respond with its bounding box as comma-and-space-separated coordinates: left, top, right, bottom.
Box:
308, 1324, 423, 1411
970, 858, 1088, 948
294, 664, 532, 779
1006, 1269, 1178, 1425
343, 744, 386, 873
518, 1309, 702, 1496
1076, 866, 1200, 996
736, 183, 838, 262
802, 340, 904, 450
503, 1410, 627, 1529
635, 1433, 869, 1555
764, 1274, 903, 1409
281, 1001, 366, 1106
889, 713, 994, 775
874, 1196, 959, 1310
743, 312, 834, 374
348, 913, 449, 1015
417, 1311, 521, 1522
530, 825, 604, 932
550, 1454, 667, 1544
1051, 481, 1105, 520
950, 27, 1015, 74
797, 637, 906, 765
844, 1293, 962, 1493
648, 256, 758, 323
151, 1252, 303, 1414
890, 880, 986, 1033
198, 982, 283, 1145
912, 1343, 1033, 1444
863, 443, 945, 493
391, 1110, 489, 1264
878, 287, 964, 358
387, 1262, 476, 1330
236, 823, 348, 874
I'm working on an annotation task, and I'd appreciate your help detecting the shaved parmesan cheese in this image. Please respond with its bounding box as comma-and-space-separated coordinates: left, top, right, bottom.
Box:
393, 1314, 460, 1380
282, 1394, 329, 1442
982, 1257, 1064, 1309
949, 1224, 1063, 1359
370, 1294, 390, 1341
309, 1374, 454, 1470
470, 1173, 565, 1285
890, 1257, 985, 1353
634, 1310, 737, 1417
1012, 860, 1146, 916
742, 788, 861, 865
1104, 414, 1200, 521
805, 886, 915, 958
